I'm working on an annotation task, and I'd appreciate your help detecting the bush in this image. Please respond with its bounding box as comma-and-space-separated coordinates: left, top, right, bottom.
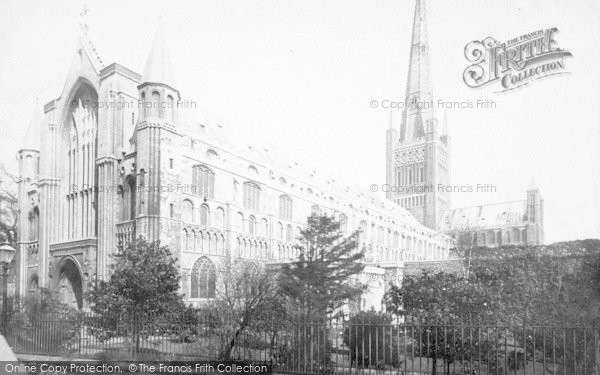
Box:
343, 310, 404, 368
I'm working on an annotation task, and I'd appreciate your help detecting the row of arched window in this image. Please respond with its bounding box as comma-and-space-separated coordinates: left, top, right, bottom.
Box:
181, 201, 224, 227
458, 228, 527, 247
140, 91, 175, 121
182, 229, 226, 255
236, 238, 270, 259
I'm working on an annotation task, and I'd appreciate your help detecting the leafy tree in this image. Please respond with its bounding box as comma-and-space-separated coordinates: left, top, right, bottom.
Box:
86, 237, 186, 355
278, 214, 366, 373
386, 271, 492, 374
386, 240, 600, 374
278, 214, 366, 319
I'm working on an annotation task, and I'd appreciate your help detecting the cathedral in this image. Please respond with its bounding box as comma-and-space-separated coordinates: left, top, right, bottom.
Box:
14, 0, 542, 311
385, 1, 544, 248
14, 3, 454, 310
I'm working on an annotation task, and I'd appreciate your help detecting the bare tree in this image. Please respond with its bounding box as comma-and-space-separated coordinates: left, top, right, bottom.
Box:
211, 260, 281, 360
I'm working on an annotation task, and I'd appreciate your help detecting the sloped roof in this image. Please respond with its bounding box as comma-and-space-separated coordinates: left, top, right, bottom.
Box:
21, 102, 43, 151
140, 24, 177, 90
178, 114, 426, 230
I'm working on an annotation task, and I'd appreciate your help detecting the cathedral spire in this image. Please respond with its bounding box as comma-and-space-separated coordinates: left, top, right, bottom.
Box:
20, 99, 42, 152
140, 22, 178, 92
400, 0, 433, 143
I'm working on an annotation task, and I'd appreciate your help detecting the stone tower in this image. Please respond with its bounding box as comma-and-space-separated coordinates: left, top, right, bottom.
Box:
386, 0, 450, 230
134, 24, 181, 244
526, 179, 544, 245
16, 104, 42, 295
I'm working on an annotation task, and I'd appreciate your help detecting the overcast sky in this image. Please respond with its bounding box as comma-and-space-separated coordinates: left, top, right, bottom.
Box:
0, 0, 598, 243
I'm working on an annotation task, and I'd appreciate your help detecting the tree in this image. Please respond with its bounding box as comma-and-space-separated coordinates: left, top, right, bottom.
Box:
208, 261, 281, 360
386, 271, 492, 374
386, 240, 600, 374
86, 237, 186, 355
278, 214, 366, 373
278, 214, 366, 319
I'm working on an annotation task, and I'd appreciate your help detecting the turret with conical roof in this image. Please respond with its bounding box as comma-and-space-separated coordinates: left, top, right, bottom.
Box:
18, 102, 42, 179
138, 23, 180, 124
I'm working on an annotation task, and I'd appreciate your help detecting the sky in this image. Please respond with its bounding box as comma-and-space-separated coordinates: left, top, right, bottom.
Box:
0, 0, 598, 243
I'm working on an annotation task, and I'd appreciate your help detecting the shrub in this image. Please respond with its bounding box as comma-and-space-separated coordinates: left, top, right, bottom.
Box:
343, 310, 404, 368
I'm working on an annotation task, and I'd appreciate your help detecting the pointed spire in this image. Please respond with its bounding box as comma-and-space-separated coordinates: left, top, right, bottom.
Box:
528, 178, 538, 191
77, 5, 105, 71
140, 22, 178, 91
441, 109, 448, 136
400, 0, 434, 143
21, 99, 42, 151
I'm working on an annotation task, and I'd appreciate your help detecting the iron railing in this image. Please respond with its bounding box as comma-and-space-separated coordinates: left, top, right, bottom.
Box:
4, 312, 599, 374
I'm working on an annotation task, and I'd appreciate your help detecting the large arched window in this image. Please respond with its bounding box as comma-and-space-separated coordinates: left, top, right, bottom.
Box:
182, 200, 193, 223
243, 182, 260, 210
261, 218, 269, 237
285, 225, 292, 242
512, 228, 520, 244
214, 207, 225, 229
248, 215, 256, 235
200, 204, 209, 226
192, 165, 215, 198
279, 195, 293, 220
190, 257, 216, 299
236, 212, 244, 233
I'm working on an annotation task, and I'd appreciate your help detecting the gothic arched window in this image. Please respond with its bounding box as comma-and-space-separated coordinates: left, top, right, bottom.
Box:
279, 195, 293, 220
190, 257, 216, 299
285, 225, 292, 242
214, 207, 225, 229
261, 218, 269, 237
200, 204, 209, 226
182, 200, 193, 223
243, 182, 260, 210
249, 215, 256, 235
192, 165, 215, 198
236, 212, 244, 233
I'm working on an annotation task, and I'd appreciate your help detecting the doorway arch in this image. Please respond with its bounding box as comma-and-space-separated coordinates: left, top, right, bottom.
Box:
56, 257, 84, 309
